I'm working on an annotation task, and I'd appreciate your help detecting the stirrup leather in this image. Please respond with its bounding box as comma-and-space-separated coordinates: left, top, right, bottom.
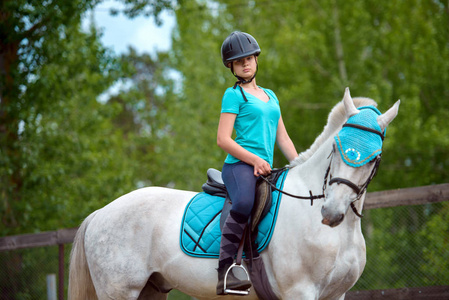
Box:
224, 263, 251, 295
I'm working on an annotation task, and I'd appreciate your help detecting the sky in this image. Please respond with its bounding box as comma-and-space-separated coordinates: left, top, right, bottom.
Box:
82, 0, 177, 100
84, 0, 176, 55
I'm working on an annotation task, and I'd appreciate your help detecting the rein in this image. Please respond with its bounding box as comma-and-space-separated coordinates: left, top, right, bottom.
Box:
261, 123, 384, 219
260, 171, 324, 204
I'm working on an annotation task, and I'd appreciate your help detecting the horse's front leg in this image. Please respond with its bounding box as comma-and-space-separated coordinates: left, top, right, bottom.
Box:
281, 288, 345, 300
280, 283, 320, 300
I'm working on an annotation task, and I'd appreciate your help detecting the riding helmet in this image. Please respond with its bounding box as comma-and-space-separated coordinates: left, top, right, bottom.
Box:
221, 31, 261, 68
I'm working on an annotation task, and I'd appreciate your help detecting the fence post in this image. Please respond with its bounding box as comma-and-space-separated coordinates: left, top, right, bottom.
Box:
59, 244, 64, 300
47, 274, 57, 300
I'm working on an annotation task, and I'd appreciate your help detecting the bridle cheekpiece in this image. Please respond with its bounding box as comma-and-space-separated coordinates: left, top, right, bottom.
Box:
325, 106, 386, 217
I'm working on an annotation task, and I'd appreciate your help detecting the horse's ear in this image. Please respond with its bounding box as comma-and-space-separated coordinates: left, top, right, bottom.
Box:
343, 87, 359, 118
377, 100, 401, 131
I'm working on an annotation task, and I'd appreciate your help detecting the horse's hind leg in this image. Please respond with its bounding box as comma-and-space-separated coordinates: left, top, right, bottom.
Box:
137, 273, 171, 300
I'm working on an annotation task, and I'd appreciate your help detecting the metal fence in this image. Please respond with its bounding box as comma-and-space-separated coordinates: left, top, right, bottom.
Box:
1, 246, 69, 300
356, 204, 448, 289
1, 184, 448, 299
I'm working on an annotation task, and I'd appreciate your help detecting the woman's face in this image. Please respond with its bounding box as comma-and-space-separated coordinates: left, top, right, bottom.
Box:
231, 55, 257, 80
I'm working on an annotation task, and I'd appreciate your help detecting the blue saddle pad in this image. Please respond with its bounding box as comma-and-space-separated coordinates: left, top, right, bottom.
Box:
180, 170, 288, 258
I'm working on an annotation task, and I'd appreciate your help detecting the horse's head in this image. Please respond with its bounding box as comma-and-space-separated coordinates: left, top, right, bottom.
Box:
321, 88, 400, 227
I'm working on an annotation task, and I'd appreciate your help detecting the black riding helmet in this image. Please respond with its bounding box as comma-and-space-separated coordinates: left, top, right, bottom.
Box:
221, 32, 261, 98
221, 31, 261, 68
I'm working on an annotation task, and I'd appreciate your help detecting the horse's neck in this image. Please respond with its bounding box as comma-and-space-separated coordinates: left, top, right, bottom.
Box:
290, 138, 333, 191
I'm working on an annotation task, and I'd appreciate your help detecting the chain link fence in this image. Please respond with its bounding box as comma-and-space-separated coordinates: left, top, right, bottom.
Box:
354, 202, 449, 291
1, 246, 69, 300
1, 201, 448, 299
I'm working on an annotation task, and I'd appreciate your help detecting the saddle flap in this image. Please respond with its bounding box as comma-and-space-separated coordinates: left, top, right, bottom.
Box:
219, 171, 285, 234
252, 178, 272, 232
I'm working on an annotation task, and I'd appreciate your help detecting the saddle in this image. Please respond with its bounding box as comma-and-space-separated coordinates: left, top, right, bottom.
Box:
202, 168, 284, 234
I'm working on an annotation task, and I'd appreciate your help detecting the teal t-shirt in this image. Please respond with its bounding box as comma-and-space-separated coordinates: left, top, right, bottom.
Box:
221, 86, 281, 167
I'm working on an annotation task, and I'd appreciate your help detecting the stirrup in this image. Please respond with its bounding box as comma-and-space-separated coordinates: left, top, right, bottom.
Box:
224, 263, 251, 295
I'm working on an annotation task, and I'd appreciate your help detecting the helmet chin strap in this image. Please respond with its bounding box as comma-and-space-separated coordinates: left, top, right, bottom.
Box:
231, 64, 259, 89
229, 64, 258, 102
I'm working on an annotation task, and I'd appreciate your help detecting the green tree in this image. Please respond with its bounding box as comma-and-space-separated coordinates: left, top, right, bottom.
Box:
420, 202, 449, 284
0, 0, 181, 298
16, 24, 133, 231
106, 47, 177, 187
0, 0, 121, 233
2, 0, 448, 296
1, 0, 85, 232
158, 0, 232, 190
164, 0, 449, 291
0, 0, 175, 234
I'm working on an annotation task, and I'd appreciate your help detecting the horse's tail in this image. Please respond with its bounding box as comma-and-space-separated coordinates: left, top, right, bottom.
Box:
68, 210, 99, 300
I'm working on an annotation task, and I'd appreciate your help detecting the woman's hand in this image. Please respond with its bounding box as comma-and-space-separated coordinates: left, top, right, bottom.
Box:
253, 157, 271, 177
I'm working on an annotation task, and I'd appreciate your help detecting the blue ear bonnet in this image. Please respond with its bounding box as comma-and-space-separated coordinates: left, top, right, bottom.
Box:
335, 106, 385, 167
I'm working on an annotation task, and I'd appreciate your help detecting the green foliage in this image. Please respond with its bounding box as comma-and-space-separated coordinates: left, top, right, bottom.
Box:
1, 247, 62, 299
1, 0, 449, 297
168, 289, 192, 300
2, 1, 102, 233
16, 27, 135, 232
163, 0, 449, 292
355, 203, 448, 289
0, 0, 150, 234
419, 202, 449, 284
105, 48, 177, 188
111, 0, 174, 23
162, 0, 449, 186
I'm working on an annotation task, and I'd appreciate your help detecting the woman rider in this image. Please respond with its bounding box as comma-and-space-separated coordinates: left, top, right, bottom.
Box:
216, 31, 298, 294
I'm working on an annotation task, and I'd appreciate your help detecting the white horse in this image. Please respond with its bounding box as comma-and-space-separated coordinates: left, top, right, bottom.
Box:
69, 88, 400, 300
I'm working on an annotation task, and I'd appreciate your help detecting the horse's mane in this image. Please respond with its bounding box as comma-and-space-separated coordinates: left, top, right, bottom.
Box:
289, 97, 377, 167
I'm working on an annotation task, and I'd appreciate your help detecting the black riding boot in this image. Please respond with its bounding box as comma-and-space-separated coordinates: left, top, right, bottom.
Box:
216, 210, 252, 295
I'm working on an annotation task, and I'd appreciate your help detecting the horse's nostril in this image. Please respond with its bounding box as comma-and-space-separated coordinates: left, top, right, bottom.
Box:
321, 205, 327, 214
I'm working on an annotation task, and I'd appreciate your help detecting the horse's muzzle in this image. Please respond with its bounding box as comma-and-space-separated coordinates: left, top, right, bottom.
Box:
321, 206, 345, 227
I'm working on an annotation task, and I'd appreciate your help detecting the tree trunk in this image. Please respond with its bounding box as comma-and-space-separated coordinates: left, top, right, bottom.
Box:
0, 8, 21, 229
332, 0, 348, 83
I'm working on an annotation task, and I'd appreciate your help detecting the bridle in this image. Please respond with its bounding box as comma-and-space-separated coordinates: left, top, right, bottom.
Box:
323, 150, 382, 218
261, 123, 384, 219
